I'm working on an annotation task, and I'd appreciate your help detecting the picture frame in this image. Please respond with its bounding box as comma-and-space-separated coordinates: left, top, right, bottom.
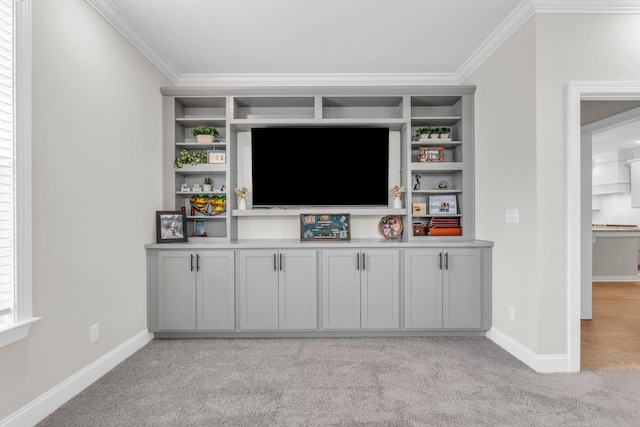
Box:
419, 147, 444, 162
412, 202, 427, 215
208, 150, 226, 164
429, 195, 458, 214
379, 216, 403, 239
156, 211, 187, 243
300, 213, 351, 241
193, 219, 207, 237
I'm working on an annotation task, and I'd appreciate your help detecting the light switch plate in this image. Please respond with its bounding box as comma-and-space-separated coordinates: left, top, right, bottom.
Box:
505, 208, 519, 224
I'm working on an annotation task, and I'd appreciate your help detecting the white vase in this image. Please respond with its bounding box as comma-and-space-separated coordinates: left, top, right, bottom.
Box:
238, 197, 247, 210
202, 184, 212, 192
393, 196, 402, 209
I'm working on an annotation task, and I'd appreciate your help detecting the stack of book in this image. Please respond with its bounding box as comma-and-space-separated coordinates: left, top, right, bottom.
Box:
428, 218, 462, 236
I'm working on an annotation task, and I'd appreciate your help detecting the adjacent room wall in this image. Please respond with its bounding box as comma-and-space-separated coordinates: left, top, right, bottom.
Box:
466, 12, 640, 359
534, 13, 640, 354
0, 0, 172, 420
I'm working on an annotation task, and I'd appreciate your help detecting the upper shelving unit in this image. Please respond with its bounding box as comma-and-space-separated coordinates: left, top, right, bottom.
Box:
161, 86, 476, 242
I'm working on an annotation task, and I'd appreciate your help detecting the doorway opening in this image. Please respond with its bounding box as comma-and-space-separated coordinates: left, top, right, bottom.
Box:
567, 82, 640, 372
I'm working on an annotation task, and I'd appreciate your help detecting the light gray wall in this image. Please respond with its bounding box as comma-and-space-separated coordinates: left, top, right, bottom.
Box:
463, 18, 540, 351
465, 12, 640, 355
0, 0, 172, 419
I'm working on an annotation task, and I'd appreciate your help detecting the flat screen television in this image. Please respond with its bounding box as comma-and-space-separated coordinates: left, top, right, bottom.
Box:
251, 127, 389, 207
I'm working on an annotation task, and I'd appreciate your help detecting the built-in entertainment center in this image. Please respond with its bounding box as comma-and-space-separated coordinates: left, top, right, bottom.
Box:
146, 85, 493, 337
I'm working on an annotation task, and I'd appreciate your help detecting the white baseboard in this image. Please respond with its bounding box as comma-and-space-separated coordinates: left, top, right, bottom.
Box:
0, 329, 153, 427
486, 327, 570, 373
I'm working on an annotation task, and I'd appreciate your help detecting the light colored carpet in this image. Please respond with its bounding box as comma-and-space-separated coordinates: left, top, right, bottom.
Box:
38, 337, 640, 426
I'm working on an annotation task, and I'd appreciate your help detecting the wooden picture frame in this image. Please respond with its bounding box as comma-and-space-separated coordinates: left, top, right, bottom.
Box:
300, 213, 351, 241
378, 216, 403, 239
419, 147, 444, 162
156, 211, 188, 243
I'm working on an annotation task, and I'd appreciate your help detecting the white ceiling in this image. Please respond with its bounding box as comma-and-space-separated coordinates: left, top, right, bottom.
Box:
86, 0, 640, 86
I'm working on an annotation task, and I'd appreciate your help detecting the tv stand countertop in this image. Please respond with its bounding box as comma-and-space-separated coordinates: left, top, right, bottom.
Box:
145, 238, 494, 250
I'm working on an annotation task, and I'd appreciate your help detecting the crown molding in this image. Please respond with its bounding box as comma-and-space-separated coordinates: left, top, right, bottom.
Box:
178, 73, 459, 87
533, 0, 640, 13
456, 0, 535, 83
87, 0, 640, 88
84, 0, 181, 85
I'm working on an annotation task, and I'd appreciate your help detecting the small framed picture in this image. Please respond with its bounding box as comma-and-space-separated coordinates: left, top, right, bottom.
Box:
412, 202, 427, 215
378, 216, 403, 239
429, 195, 458, 214
193, 219, 207, 237
156, 211, 187, 243
419, 147, 444, 162
208, 150, 226, 164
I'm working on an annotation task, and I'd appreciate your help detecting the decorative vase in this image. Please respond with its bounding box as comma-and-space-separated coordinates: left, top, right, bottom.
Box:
202, 184, 212, 192
196, 134, 214, 143
393, 196, 402, 209
238, 197, 247, 210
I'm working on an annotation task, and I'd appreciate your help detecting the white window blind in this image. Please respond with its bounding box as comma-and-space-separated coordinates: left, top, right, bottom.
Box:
0, 0, 14, 321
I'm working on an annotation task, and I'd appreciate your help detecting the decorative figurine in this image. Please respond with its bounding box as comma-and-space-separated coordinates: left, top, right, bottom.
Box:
414, 175, 421, 190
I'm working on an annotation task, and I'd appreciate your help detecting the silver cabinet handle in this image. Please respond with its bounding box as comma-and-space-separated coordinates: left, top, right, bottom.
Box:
190, 254, 194, 271
438, 252, 442, 270
273, 253, 277, 271
444, 252, 449, 270
362, 253, 366, 270
356, 253, 360, 270
196, 254, 200, 271
279, 253, 283, 271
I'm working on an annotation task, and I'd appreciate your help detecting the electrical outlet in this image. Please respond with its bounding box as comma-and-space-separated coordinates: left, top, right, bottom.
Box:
508, 306, 515, 322
90, 323, 99, 343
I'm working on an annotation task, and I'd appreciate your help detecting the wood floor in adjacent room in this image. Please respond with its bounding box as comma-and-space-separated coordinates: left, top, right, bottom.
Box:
581, 275, 640, 370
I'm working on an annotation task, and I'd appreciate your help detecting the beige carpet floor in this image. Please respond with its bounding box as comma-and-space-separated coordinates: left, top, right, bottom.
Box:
38, 337, 640, 426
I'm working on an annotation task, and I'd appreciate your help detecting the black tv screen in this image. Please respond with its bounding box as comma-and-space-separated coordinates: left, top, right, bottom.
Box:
251, 127, 389, 207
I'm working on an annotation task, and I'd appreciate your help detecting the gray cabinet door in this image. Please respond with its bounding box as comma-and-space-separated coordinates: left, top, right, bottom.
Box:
361, 250, 400, 329
197, 250, 235, 331
321, 249, 361, 329
238, 250, 279, 330
157, 250, 196, 330
443, 249, 482, 329
279, 250, 317, 330
403, 249, 443, 329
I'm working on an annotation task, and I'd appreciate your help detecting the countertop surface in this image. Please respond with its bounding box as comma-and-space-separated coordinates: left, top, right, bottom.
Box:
592, 224, 640, 236
592, 224, 640, 232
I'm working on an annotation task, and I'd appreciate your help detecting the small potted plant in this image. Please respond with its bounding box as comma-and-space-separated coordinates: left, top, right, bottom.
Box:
191, 126, 219, 143
203, 177, 213, 192
174, 149, 207, 168
415, 126, 432, 141
437, 127, 451, 141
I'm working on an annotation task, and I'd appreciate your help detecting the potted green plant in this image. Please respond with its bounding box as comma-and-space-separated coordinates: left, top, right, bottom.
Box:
174, 149, 207, 168
203, 176, 213, 192
191, 126, 219, 143
415, 126, 432, 141
437, 127, 451, 141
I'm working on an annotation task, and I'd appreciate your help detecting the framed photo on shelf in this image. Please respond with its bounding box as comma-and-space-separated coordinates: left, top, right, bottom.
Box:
379, 216, 403, 239
193, 219, 207, 237
419, 147, 444, 162
208, 150, 226, 164
412, 202, 427, 215
300, 214, 351, 241
429, 195, 458, 214
156, 211, 187, 243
